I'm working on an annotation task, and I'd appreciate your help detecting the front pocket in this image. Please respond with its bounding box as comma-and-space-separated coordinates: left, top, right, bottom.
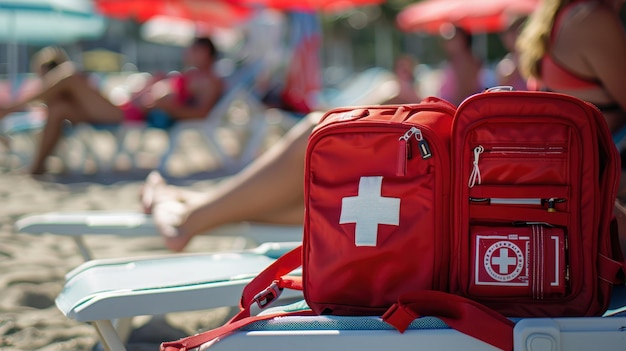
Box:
468, 145, 568, 186
468, 225, 568, 299
468, 185, 570, 225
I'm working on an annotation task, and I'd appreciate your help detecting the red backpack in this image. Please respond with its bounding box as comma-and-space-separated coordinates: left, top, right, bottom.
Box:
162, 91, 625, 351
303, 98, 456, 315
449, 91, 624, 316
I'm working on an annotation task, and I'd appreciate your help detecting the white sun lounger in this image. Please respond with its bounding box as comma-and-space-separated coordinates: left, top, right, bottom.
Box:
15, 211, 303, 260
56, 241, 303, 351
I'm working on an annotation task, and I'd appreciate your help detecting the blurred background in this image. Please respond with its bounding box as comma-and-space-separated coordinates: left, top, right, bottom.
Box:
0, 0, 547, 97
0, 0, 624, 178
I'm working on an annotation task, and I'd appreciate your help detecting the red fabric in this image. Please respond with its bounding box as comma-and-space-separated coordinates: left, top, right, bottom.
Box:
120, 102, 145, 122
170, 73, 191, 105
280, 32, 322, 114
450, 90, 624, 317
383, 291, 514, 351
541, 55, 600, 90
303, 99, 457, 315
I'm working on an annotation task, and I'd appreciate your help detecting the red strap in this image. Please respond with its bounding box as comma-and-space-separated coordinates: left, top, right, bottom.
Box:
161, 245, 306, 351
280, 275, 303, 290
160, 309, 316, 351
382, 291, 514, 351
234, 245, 303, 320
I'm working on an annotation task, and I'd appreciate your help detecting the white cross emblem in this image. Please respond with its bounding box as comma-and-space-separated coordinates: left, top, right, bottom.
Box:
339, 176, 401, 247
492, 248, 517, 274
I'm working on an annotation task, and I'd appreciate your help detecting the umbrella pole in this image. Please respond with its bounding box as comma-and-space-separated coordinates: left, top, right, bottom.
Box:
374, 18, 393, 69
473, 31, 488, 62
7, 9, 18, 99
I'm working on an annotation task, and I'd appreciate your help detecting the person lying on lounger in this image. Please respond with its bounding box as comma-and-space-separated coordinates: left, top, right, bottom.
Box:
141, 57, 426, 252
141, 113, 319, 252
141, 67, 422, 252
0, 37, 224, 175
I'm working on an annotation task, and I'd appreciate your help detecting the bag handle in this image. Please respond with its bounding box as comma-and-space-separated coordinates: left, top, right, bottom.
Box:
161, 245, 307, 351
382, 290, 514, 351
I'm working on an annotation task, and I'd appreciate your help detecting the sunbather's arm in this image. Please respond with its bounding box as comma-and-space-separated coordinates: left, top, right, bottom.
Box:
1, 91, 46, 119
0, 90, 42, 118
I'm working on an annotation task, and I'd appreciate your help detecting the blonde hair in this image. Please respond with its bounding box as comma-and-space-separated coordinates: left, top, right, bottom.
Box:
516, 0, 574, 79
30, 46, 70, 75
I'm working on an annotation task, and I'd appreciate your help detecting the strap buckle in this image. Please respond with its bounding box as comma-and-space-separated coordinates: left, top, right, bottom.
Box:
253, 281, 282, 309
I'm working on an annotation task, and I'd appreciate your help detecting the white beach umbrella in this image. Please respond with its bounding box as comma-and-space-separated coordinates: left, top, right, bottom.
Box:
0, 0, 105, 44
0, 0, 105, 95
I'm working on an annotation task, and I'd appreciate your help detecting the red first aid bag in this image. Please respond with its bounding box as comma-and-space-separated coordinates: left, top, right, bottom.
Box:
303, 98, 456, 315
161, 91, 626, 351
449, 91, 624, 316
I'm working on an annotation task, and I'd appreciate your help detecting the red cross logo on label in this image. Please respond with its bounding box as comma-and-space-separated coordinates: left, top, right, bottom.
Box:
483, 241, 525, 282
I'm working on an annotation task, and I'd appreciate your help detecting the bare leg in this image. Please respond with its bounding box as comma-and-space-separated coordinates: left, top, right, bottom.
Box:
31, 100, 85, 174
248, 198, 305, 225
141, 171, 210, 214
151, 113, 320, 251
28, 74, 123, 174
38, 75, 123, 124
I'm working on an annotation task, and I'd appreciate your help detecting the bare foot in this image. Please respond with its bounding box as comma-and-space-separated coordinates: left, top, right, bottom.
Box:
141, 171, 165, 213
141, 171, 184, 214
152, 200, 193, 252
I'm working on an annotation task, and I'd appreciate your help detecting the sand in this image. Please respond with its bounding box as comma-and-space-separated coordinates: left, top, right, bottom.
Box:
0, 170, 257, 351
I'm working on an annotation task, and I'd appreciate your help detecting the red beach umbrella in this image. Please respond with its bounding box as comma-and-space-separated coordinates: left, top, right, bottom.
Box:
397, 0, 539, 34
237, 0, 383, 13
95, 0, 251, 27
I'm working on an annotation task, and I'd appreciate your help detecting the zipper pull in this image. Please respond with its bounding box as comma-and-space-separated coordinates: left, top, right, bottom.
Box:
414, 129, 432, 159
397, 127, 418, 176
468, 145, 484, 188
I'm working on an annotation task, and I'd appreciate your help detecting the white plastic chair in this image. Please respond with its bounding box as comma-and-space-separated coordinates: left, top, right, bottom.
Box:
15, 211, 303, 261
56, 241, 303, 351
16, 210, 302, 351
0, 110, 46, 168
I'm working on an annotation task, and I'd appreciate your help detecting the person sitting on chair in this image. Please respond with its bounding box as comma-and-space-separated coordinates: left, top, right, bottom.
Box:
0, 37, 224, 175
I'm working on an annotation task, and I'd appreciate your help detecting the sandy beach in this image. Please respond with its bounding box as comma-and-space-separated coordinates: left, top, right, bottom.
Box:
0, 166, 259, 350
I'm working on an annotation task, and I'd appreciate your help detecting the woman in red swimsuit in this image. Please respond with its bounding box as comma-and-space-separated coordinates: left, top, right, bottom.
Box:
517, 0, 626, 133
